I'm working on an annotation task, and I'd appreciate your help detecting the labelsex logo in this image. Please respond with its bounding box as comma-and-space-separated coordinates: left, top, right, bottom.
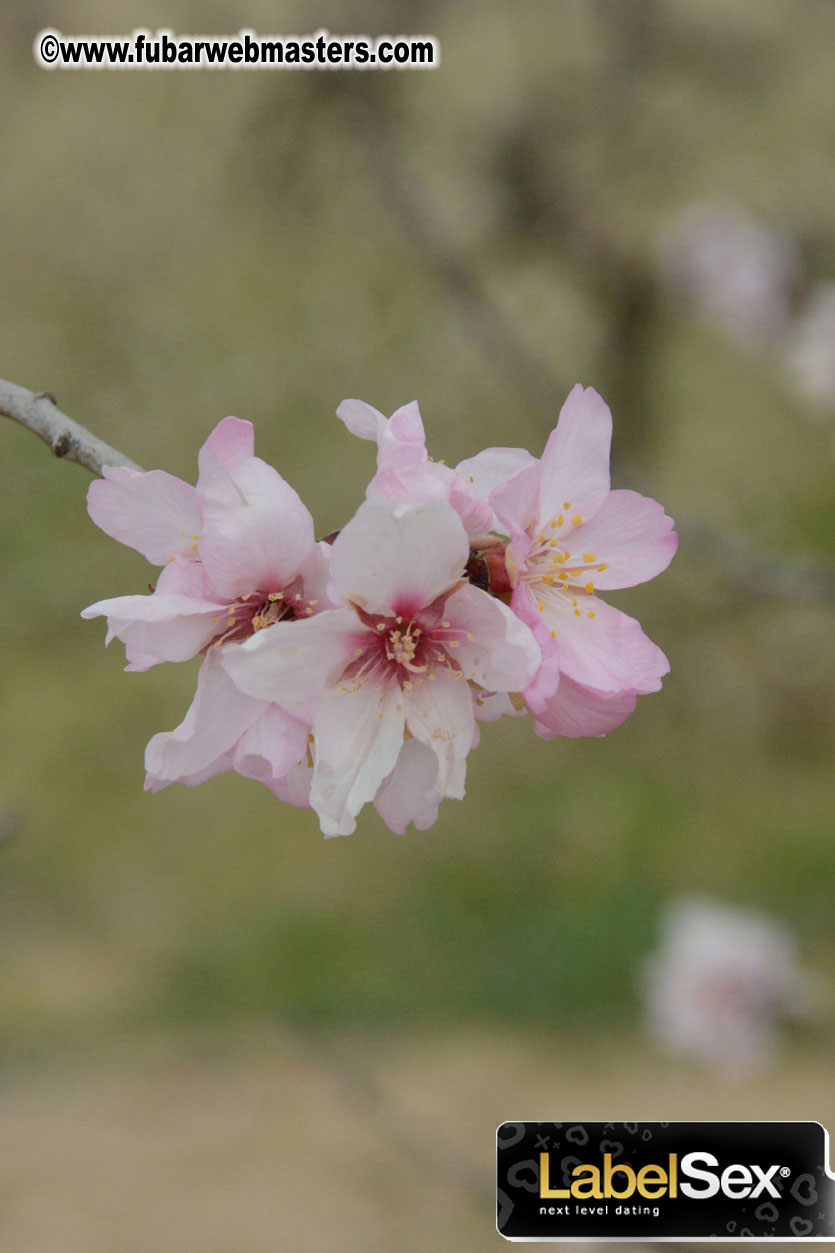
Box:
540, 1151, 784, 1201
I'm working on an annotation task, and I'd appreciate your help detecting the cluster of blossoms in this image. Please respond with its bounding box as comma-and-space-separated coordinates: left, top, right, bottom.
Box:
82, 386, 677, 837
642, 898, 813, 1075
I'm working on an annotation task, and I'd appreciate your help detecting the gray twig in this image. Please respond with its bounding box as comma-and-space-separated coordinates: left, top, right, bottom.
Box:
0, 376, 141, 476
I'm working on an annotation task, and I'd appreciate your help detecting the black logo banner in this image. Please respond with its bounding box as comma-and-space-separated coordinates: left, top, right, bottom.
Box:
497, 1122, 835, 1240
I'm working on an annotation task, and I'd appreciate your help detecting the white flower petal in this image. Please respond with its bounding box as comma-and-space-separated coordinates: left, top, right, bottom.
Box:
442, 583, 540, 693
311, 679, 406, 837
222, 610, 361, 706
373, 738, 442, 834
330, 498, 469, 617
404, 668, 474, 799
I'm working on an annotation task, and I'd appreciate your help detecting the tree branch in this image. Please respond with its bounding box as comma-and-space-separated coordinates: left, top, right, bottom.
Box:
0, 377, 141, 476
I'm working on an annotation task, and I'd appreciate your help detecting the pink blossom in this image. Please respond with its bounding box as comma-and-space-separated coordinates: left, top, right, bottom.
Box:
488, 385, 678, 737
643, 898, 813, 1075
82, 416, 327, 670
223, 497, 540, 836
82, 416, 329, 794
336, 398, 497, 539
659, 201, 800, 345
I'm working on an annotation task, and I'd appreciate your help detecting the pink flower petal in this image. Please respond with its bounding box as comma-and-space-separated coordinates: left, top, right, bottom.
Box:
378, 400, 426, 470
404, 667, 475, 799
87, 467, 201, 565
540, 590, 670, 694
442, 583, 540, 693
455, 446, 535, 525
196, 416, 254, 491
330, 498, 469, 618
536, 385, 612, 527
311, 678, 406, 837
222, 610, 362, 706
446, 477, 495, 539
532, 675, 638, 739
145, 652, 269, 781
268, 760, 314, 808
335, 398, 386, 441
232, 704, 310, 783
198, 458, 315, 599
490, 459, 541, 557
565, 489, 678, 589
373, 738, 442, 834
509, 583, 563, 713
81, 591, 227, 666
145, 755, 233, 794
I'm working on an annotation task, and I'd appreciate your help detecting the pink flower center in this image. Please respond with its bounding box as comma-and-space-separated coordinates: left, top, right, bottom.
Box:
207, 578, 318, 649
521, 508, 610, 630
340, 607, 473, 694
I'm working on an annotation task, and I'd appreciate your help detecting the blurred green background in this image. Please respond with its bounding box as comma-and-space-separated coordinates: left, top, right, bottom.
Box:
1, 1, 833, 1249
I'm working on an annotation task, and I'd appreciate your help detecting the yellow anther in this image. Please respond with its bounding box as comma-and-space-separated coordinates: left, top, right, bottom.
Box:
571, 598, 577, 606
585, 582, 594, 594
571, 514, 582, 526
192, 534, 199, 540
467, 633, 475, 641
476, 697, 484, 706
583, 553, 596, 563
543, 575, 554, 584
354, 648, 363, 656
377, 623, 386, 631
169, 555, 175, 562
396, 616, 403, 624
310, 599, 318, 606
556, 514, 564, 527
305, 607, 314, 615
550, 629, 556, 638
574, 608, 581, 617
550, 519, 557, 528
538, 600, 545, 612
442, 620, 450, 628
448, 640, 460, 648
549, 539, 558, 547
269, 592, 283, 600
308, 733, 314, 743
227, 617, 236, 627
241, 593, 251, 601
191, 544, 198, 551
597, 563, 609, 572
588, 611, 595, 619
469, 474, 475, 483
563, 501, 571, 509
294, 593, 302, 601
558, 571, 569, 580
538, 534, 545, 543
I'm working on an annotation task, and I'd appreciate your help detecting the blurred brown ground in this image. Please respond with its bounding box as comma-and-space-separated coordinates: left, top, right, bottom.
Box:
1, 1027, 830, 1253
